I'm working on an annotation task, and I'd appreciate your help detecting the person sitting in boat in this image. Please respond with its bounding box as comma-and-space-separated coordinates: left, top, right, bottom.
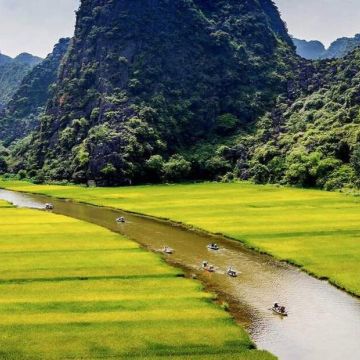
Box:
208, 243, 219, 250
273, 303, 286, 313
163, 246, 173, 254
227, 267, 237, 277
202, 261, 208, 268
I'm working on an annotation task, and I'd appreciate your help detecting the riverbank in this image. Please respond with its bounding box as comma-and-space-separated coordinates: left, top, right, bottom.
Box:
1, 180, 359, 298
0, 198, 273, 359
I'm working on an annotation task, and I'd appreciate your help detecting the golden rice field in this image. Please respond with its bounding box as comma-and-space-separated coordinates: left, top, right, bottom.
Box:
1, 180, 359, 297
0, 199, 273, 359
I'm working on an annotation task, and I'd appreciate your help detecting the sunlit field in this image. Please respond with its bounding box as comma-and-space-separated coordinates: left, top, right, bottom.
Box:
0, 199, 273, 360
2, 180, 360, 297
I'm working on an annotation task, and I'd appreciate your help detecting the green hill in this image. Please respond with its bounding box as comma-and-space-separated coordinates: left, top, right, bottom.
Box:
10, 0, 296, 184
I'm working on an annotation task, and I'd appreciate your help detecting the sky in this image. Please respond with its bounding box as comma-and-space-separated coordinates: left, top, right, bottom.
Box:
0, 0, 79, 58
276, 0, 360, 48
0, 1, 360, 57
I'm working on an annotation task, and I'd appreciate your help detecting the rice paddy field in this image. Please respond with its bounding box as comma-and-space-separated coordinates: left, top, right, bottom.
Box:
1, 180, 359, 298
0, 198, 273, 360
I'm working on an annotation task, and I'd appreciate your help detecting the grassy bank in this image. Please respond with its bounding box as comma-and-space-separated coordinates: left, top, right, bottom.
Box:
0, 199, 273, 359
1, 180, 360, 297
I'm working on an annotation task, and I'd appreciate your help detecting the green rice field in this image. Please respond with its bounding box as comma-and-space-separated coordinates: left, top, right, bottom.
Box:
0, 199, 273, 359
1, 180, 359, 297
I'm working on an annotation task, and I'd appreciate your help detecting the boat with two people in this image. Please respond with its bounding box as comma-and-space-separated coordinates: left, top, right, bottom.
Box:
207, 243, 220, 251
227, 267, 238, 277
45, 203, 54, 210
271, 303, 288, 316
202, 261, 215, 273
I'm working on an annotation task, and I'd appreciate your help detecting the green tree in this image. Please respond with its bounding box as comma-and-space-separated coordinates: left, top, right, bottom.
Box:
163, 155, 191, 182
351, 145, 360, 176
145, 155, 165, 182
215, 114, 239, 134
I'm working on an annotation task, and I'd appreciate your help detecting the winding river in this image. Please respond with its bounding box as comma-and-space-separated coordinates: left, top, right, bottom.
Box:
0, 189, 359, 360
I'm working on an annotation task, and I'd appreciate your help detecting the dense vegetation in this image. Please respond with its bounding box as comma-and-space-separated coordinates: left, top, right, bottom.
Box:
2, 180, 359, 297
231, 50, 360, 190
6, 0, 296, 185
0, 53, 42, 109
0, 197, 273, 359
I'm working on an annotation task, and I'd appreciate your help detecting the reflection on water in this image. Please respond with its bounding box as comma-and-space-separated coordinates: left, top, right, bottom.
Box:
0, 189, 359, 360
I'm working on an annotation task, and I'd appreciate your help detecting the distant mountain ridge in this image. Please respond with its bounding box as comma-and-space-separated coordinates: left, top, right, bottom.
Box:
13, 53, 43, 66
0, 52, 43, 108
0, 53, 12, 65
292, 38, 326, 60
325, 34, 360, 59
0, 39, 70, 146
293, 34, 360, 60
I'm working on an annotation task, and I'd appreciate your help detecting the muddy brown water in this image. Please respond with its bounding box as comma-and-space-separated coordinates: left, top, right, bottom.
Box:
0, 189, 359, 360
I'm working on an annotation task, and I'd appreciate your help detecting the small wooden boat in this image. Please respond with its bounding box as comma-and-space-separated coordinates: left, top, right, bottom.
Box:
163, 246, 174, 254
202, 262, 215, 273
207, 243, 220, 251
227, 268, 238, 277
116, 217, 126, 223
45, 203, 54, 210
205, 265, 215, 273
271, 306, 288, 317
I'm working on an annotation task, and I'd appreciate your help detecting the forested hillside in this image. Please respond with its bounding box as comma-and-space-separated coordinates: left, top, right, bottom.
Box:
221, 50, 360, 190
9, 0, 296, 184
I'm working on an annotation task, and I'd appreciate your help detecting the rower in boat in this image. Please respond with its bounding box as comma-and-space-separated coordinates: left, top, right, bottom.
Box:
206, 265, 215, 273
163, 246, 174, 254
116, 216, 126, 223
45, 203, 54, 210
271, 303, 288, 316
207, 243, 220, 251
227, 267, 237, 277
202, 261, 215, 273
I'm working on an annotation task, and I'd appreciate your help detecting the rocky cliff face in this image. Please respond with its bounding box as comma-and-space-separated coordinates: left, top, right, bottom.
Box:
19, 0, 296, 184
